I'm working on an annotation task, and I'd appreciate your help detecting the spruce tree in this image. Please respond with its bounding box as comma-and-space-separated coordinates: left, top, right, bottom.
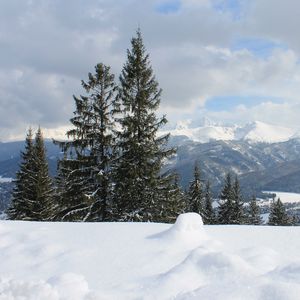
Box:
248, 196, 262, 225
231, 176, 245, 224
268, 198, 290, 226
188, 162, 203, 215
55, 63, 117, 221
54, 154, 92, 221
218, 173, 235, 224
81, 63, 118, 221
31, 127, 54, 220
8, 128, 53, 221
112, 29, 174, 221
202, 181, 216, 224
7, 129, 36, 220
158, 174, 186, 223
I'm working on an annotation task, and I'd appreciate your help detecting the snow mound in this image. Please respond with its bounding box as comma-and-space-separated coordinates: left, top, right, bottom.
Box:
173, 212, 204, 231
150, 213, 208, 248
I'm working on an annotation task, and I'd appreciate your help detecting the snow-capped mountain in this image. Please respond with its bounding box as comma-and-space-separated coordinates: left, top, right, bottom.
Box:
234, 121, 295, 143
163, 120, 296, 144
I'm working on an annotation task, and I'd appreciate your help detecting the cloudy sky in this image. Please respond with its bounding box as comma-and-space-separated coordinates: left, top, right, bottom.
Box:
1, 0, 300, 141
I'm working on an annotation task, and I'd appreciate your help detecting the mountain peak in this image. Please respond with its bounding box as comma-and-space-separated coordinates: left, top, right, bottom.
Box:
165, 120, 296, 144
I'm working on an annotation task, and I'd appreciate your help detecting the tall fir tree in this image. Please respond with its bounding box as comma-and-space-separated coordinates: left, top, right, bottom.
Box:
202, 181, 216, 224
218, 172, 235, 224
157, 173, 186, 223
7, 128, 36, 220
231, 176, 245, 224
188, 162, 203, 215
31, 127, 54, 220
268, 198, 290, 226
81, 63, 118, 221
247, 196, 262, 225
7, 128, 53, 221
112, 29, 174, 221
55, 63, 117, 221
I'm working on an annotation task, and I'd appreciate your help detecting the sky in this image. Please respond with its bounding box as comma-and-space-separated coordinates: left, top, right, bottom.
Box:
1, 0, 300, 140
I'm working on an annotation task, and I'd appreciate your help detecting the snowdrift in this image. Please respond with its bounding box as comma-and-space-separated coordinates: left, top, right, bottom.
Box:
0, 214, 299, 299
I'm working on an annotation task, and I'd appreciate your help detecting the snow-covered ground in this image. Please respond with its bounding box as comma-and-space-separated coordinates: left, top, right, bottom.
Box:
0, 213, 300, 299
263, 191, 300, 204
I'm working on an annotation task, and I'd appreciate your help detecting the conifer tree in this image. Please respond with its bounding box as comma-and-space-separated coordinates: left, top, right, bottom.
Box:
54, 154, 92, 221
112, 29, 174, 221
8, 128, 53, 221
31, 127, 54, 220
218, 173, 235, 224
55, 63, 117, 221
188, 162, 203, 215
82, 63, 118, 221
231, 176, 245, 224
7, 129, 36, 220
158, 174, 186, 223
268, 198, 290, 226
248, 196, 262, 225
202, 181, 216, 224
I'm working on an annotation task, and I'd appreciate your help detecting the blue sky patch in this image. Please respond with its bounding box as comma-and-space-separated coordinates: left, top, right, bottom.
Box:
212, 0, 246, 20
205, 95, 284, 112
155, 0, 181, 14
232, 37, 287, 58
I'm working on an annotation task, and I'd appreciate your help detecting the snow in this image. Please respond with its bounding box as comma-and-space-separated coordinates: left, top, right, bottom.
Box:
161, 124, 236, 143
0, 214, 300, 299
0, 176, 13, 183
235, 121, 294, 143
263, 191, 300, 204
161, 120, 296, 144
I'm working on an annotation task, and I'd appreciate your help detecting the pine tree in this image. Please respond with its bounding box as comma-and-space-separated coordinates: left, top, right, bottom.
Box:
231, 176, 245, 224
218, 173, 235, 224
31, 127, 54, 220
7, 128, 53, 221
248, 196, 262, 225
158, 174, 186, 223
81, 63, 118, 221
7, 128, 36, 220
188, 162, 203, 215
54, 154, 92, 221
55, 63, 117, 221
202, 181, 216, 224
268, 198, 290, 226
112, 29, 175, 221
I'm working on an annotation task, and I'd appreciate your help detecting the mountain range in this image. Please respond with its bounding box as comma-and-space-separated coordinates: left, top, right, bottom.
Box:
1, 120, 300, 211
162, 120, 299, 144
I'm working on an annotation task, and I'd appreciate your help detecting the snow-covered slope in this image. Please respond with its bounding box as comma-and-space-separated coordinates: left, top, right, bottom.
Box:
263, 191, 300, 204
163, 125, 235, 143
0, 214, 300, 299
235, 121, 295, 143
163, 121, 296, 144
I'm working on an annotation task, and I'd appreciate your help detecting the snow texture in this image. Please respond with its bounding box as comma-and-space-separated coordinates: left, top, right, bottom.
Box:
0, 213, 299, 299
161, 120, 296, 144
263, 191, 300, 204
0, 176, 13, 183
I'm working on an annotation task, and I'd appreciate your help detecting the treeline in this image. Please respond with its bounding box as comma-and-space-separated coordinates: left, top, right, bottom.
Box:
186, 165, 296, 226
6, 30, 297, 225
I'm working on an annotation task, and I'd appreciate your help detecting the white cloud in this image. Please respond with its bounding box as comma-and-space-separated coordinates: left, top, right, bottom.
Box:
1, 0, 300, 139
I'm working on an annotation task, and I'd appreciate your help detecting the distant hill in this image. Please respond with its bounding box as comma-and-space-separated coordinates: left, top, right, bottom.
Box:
2, 132, 300, 210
